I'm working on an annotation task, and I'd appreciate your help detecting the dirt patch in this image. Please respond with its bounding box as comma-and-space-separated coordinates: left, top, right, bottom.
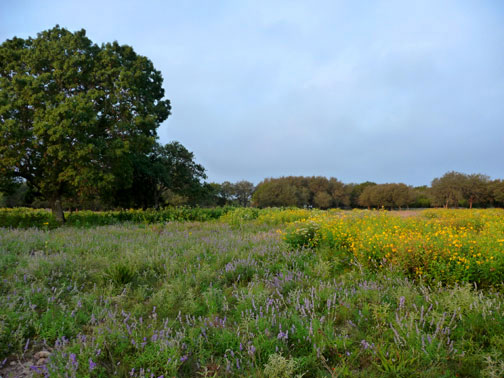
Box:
0, 359, 34, 378
0, 350, 51, 378
389, 210, 423, 218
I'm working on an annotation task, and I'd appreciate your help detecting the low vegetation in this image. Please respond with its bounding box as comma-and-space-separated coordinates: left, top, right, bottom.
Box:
1, 208, 504, 377
283, 208, 504, 286
0, 207, 234, 229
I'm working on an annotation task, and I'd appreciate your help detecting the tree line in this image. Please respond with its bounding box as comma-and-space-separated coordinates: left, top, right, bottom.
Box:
3, 171, 504, 211
250, 172, 504, 209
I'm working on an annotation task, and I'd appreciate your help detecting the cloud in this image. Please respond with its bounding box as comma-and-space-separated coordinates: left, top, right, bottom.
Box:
1, 0, 503, 185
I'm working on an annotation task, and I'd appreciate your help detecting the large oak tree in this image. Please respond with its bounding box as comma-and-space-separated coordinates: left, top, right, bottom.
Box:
0, 26, 171, 221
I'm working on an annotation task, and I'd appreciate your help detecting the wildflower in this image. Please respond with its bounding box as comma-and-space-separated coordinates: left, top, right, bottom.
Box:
248, 344, 256, 356
360, 339, 374, 350
399, 296, 405, 309
70, 353, 78, 368
89, 358, 97, 371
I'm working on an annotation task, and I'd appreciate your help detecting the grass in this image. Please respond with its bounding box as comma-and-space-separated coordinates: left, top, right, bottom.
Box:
0, 210, 504, 377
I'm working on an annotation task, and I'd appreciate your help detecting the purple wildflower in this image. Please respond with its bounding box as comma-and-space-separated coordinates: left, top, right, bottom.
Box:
248, 345, 256, 356
69, 353, 78, 369
360, 339, 374, 350
399, 296, 405, 309
89, 358, 97, 371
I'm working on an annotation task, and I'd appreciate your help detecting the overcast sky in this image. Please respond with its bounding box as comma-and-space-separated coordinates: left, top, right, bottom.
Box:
1, 0, 503, 186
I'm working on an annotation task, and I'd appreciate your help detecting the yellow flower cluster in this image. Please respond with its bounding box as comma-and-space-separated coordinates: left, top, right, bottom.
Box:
284, 209, 504, 285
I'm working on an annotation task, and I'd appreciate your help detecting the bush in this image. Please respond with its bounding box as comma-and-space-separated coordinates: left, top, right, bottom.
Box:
0, 206, 235, 229
0, 207, 58, 229
219, 207, 259, 228
283, 220, 320, 248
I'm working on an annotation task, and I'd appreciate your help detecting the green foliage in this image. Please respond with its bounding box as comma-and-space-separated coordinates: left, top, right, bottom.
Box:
359, 183, 415, 209
1, 220, 504, 376
104, 263, 138, 286
112, 141, 207, 209
263, 353, 298, 377
0, 26, 171, 219
347, 181, 377, 208
491, 179, 504, 207
283, 220, 320, 248
283, 209, 504, 286
219, 207, 259, 228
0, 207, 58, 228
252, 176, 350, 209
255, 207, 319, 226
0, 206, 235, 228
431, 171, 466, 208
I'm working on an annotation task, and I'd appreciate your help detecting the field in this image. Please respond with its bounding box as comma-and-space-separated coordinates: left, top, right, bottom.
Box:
1, 209, 504, 377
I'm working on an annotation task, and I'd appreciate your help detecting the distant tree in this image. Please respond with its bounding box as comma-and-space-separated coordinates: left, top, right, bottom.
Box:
219, 182, 236, 204
252, 176, 350, 209
329, 178, 350, 208
307, 177, 329, 201
371, 185, 394, 209
358, 183, 414, 210
197, 181, 254, 207
313, 191, 332, 209
202, 183, 227, 206
0, 181, 30, 207
411, 186, 432, 208
358, 186, 374, 209
348, 181, 377, 208
252, 178, 299, 207
0, 173, 24, 206
233, 180, 255, 207
0, 26, 171, 221
431, 172, 465, 208
462, 173, 490, 208
491, 180, 504, 207
113, 142, 206, 208
391, 183, 414, 209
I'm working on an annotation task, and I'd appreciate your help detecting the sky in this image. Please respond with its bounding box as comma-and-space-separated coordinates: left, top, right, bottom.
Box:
1, 0, 504, 186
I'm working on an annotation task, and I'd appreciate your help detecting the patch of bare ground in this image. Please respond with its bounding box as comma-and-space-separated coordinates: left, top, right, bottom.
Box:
389, 209, 423, 218
0, 351, 51, 378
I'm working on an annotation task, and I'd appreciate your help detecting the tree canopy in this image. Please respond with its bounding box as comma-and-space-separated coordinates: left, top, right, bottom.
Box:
252, 176, 349, 208
0, 26, 171, 220
358, 183, 415, 210
113, 141, 207, 209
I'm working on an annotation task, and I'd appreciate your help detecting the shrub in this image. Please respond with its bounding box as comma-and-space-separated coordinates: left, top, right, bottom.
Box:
0, 207, 58, 229
0, 206, 235, 228
283, 220, 320, 249
263, 353, 298, 378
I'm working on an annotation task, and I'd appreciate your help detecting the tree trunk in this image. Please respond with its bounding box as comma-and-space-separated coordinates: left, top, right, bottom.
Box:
469, 198, 473, 209
51, 198, 65, 223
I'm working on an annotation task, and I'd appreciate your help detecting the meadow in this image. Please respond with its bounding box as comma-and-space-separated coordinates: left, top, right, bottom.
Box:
1, 208, 504, 377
